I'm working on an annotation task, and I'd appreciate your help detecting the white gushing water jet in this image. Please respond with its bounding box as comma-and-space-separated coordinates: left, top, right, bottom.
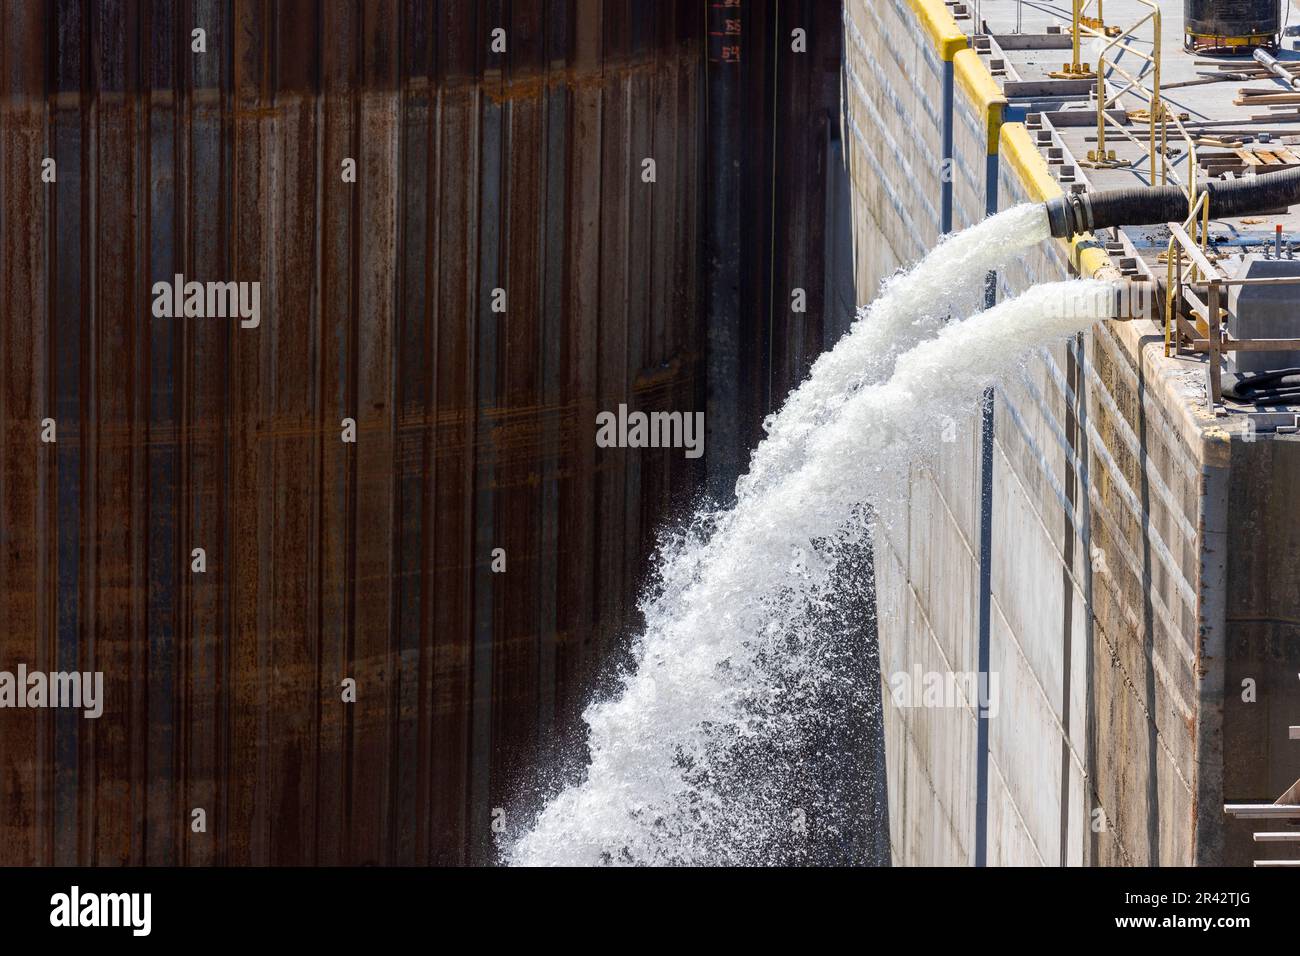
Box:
507, 206, 1115, 866
740, 203, 1050, 501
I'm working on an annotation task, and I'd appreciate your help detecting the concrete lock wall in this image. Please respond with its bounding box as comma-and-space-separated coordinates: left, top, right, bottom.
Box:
842, 0, 1295, 866
843, 0, 948, 300
1223, 437, 1300, 866
996, 128, 1209, 866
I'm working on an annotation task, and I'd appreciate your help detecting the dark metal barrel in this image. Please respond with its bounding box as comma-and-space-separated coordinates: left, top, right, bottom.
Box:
1185, 0, 1281, 53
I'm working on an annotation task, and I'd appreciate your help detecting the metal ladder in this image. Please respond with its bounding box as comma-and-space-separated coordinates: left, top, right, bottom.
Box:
1225, 725, 1300, 867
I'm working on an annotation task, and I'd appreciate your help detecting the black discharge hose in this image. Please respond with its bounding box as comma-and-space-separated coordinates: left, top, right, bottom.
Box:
1223, 368, 1300, 406
1044, 164, 1300, 239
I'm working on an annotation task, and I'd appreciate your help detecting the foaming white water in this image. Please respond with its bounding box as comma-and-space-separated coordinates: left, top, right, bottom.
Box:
739, 203, 1049, 501
508, 236, 1110, 867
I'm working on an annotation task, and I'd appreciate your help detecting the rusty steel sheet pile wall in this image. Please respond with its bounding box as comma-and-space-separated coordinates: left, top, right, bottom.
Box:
0, 0, 848, 865
0, 0, 709, 867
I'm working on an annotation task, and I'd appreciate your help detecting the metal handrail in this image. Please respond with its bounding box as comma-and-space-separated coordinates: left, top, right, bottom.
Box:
1164, 192, 1212, 357
1075, 0, 1201, 215
1076, 0, 1161, 183
1070, 2, 1297, 408
1163, 206, 1300, 405
1070, 0, 1102, 74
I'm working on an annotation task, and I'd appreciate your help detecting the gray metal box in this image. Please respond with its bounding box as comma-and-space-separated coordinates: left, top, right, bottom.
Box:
1228, 255, 1300, 374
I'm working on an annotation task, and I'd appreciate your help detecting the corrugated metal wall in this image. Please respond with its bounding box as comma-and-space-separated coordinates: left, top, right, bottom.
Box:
0, 0, 847, 865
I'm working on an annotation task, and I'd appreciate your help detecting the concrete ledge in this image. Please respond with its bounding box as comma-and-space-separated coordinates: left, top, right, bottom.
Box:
906, 0, 969, 61
999, 122, 1060, 202
954, 48, 1006, 155
999, 122, 1120, 283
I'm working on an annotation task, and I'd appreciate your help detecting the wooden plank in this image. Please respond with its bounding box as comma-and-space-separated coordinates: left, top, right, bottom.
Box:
1238, 86, 1299, 97
1202, 58, 1300, 72
1235, 93, 1300, 105
1210, 337, 1300, 352
1179, 317, 1205, 345
1182, 287, 1209, 325
1209, 281, 1222, 404
1213, 275, 1300, 287
1191, 337, 1300, 352
1224, 804, 1300, 818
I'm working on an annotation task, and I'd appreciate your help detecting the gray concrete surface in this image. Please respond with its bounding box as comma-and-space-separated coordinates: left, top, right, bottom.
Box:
847, 0, 1300, 867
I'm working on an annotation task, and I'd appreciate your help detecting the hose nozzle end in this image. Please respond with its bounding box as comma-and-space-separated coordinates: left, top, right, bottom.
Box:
1045, 196, 1073, 239
1044, 193, 1093, 239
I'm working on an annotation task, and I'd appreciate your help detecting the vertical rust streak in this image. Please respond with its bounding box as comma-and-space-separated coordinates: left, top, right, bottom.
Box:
421, 17, 444, 862
42, 0, 58, 868
178, 0, 192, 865
416, 3, 439, 864
0, 0, 50, 868
308, 0, 325, 867
83, 0, 98, 866
343, 0, 361, 859
131, 0, 146, 868
310, 0, 326, 865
